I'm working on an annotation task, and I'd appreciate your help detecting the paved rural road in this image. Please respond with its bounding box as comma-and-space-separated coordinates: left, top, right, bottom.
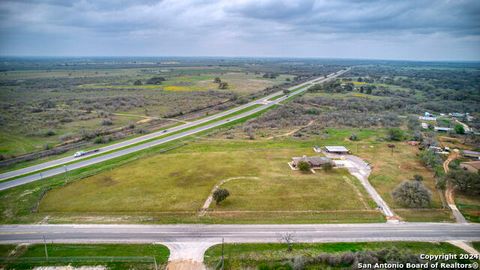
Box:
1, 223, 479, 266
0, 69, 349, 191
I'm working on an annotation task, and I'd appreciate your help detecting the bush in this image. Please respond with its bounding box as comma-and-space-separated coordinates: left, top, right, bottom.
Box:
44, 130, 56, 137
213, 188, 230, 205
392, 180, 432, 208
387, 128, 404, 141
349, 133, 358, 141
145, 77, 165, 85
133, 80, 142, 86
101, 118, 113, 126
94, 136, 106, 144
413, 174, 424, 181
298, 161, 311, 173
218, 82, 229, 89
454, 124, 465, 134
419, 150, 442, 169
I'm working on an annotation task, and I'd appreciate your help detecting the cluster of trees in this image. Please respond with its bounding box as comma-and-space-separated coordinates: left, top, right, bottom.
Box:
347, 65, 480, 113
309, 80, 354, 93
262, 73, 279, 79
446, 170, 480, 196
256, 247, 438, 270
213, 77, 229, 89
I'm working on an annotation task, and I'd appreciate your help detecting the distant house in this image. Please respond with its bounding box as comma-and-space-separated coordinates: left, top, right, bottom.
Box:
291, 156, 334, 169
449, 113, 466, 118
421, 123, 429, 129
463, 150, 480, 159
434, 126, 452, 132
313, 145, 321, 153
419, 116, 437, 121
324, 146, 349, 154
460, 161, 480, 173
428, 146, 449, 155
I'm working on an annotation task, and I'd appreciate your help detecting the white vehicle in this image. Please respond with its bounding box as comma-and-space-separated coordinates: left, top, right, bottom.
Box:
73, 151, 86, 158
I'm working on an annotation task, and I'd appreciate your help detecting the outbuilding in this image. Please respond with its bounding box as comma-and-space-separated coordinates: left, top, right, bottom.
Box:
463, 150, 480, 159
324, 146, 349, 154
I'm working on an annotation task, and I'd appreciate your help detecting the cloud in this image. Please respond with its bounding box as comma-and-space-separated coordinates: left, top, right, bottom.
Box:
0, 0, 479, 60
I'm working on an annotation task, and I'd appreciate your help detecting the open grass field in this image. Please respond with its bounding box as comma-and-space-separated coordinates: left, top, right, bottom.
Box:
0, 244, 169, 270
204, 242, 470, 269
210, 128, 452, 222
38, 139, 383, 223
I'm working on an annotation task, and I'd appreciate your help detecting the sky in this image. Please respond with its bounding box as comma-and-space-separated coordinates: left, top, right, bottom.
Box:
0, 0, 479, 61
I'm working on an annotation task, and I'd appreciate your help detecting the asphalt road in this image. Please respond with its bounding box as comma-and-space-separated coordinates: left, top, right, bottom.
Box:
0, 69, 349, 191
1, 223, 479, 244
1, 223, 479, 264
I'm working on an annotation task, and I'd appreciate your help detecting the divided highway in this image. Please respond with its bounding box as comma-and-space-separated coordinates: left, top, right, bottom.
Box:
0, 69, 349, 191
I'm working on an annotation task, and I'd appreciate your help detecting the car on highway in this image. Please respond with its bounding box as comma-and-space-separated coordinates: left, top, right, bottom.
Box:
73, 149, 100, 158
73, 151, 86, 158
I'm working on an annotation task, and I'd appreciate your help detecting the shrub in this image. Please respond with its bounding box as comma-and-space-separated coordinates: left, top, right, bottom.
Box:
454, 124, 465, 134
145, 77, 165, 85
101, 118, 113, 126
94, 136, 106, 144
349, 133, 358, 141
419, 150, 442, 169
44, 130, 56, 137
133, 80, 142, 86
218, 82, 229, 89
413, 174, 424, 181
213, 188, 230, 205
298, 161, 311, 173
387, 128, 404, 141
392, 180, 432, 208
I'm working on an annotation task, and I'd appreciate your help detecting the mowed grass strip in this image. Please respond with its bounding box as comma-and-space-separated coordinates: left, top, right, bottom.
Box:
0, 244, 169, 270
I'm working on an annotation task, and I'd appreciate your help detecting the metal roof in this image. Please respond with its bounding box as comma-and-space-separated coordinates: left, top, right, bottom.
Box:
325, 146, 349, 152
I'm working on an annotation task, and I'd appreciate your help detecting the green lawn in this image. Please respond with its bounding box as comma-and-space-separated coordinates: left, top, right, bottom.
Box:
204, 242, 470, 269
39, 145, 382, 223
456, 193, 480, 223
0, 244, 169, 270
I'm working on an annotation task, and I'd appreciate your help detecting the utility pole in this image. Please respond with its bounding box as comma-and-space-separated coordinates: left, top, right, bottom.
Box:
221, 237, 224, 270
64, 165, 68, 182
43, 235, 48, 261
